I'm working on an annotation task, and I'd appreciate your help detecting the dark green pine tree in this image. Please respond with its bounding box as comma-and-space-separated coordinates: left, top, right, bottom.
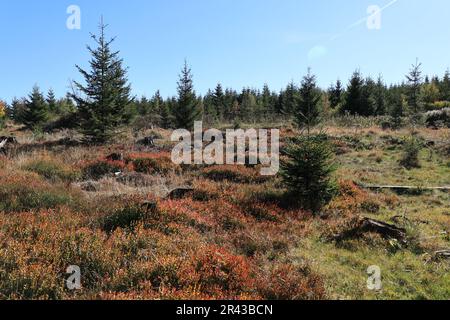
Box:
151, 90, 164, 114
10, 97, 27, 124
161, 97, 176, 129
261, 83, 274, 118
213, 83, 226, 120
282, 81, 298, 115
239, 88, 257, 121
223, 88, 238, 121
173, 61, 201, 130
295, 69, 321, 133
328, 79, 344, 109
275, 90, 284, 114
202, 90, 215, 121
71, 19, 133, 143
47, 89, 57, 114
23, 85, 49, 130
362, 76, 377, 116
136, 96, 151, 116
390, 94, 407, 129
406, 59, 423, 114
374, 75, 387, 115
342, 70, 365, 115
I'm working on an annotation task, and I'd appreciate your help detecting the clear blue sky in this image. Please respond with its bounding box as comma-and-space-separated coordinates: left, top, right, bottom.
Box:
1, 0, 449, 102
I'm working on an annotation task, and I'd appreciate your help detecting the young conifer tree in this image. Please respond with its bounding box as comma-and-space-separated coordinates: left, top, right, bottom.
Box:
72, 19, 133, 143
281, 69, 337, 212
23, 85, 49, 130
295, 69, 321, 133
47, 89, 57, 114
281, 134, 337, 212
406, 59, 423, 114
173, 61, 201, 131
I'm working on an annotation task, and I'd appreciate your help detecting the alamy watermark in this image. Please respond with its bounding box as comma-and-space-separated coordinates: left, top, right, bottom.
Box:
66, 5, 81, 30
367, 5, 382, 30
367, 265, 382, 291
66, 265, 82, 290
171, 122, 280, 176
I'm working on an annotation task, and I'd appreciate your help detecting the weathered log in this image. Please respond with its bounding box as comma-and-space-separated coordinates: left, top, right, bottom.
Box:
166, 187, 194, 200
137, 136, 156, 147
106, 152, 124, 161
0, 139, 7, 149
333, 218, 407, 244
0, 137, 18, 155
356, 182, 450, 192
434, 250, 450, 260
0, 136, 18, 145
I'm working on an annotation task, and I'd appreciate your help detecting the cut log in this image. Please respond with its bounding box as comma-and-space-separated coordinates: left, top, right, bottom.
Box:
434, 250, 450, 260
106, 152, 124, 161
0, 136, 18, 145
0, 136, 19, 156
137, 136, 156, 147
0, 139, 7, 150
356, 182, 450, 192
166, 187, 194, 200
333, 218, 407, 245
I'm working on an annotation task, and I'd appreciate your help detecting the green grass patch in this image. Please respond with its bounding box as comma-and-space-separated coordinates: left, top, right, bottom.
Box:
22, 159, 80, 182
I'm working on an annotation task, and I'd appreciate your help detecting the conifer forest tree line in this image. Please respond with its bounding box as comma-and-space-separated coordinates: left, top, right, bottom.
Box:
2, 21, 450, 140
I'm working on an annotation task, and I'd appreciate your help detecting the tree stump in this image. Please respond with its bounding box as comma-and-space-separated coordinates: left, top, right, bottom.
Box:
333, 218, 407, 245
166, 187, 194, 200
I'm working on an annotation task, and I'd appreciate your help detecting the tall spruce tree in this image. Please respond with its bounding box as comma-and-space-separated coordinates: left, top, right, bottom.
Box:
10, 97, 26, 124
137, 96, 151, 115
151, 90, 164, 115
71, 19, 133, 143
47, 89, 57, 114
282, 81, 298, 115
23, 85, 49, 130
239, 88, 257, 121
329, 79, 343, 109
295, 69, 321, 133
173, 61, 200, 130
162, 97, 177, 129
374, 75, 387, 115
223, 88, 238, 121
342, 70, 365, 115
406, 59, 423, 114
362, 76, 377, 116
261, 83, 274, 118
213, 83, 225, 119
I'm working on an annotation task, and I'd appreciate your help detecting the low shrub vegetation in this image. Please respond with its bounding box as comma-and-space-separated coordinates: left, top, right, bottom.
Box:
23, 158, 80, 182
0, 172, 80, 213
400, 136, 422, 169
202, 165, 269, 184
82, 160, 128, 180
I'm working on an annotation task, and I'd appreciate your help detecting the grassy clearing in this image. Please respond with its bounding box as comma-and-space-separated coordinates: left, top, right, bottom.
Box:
0, 125, 448, 300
